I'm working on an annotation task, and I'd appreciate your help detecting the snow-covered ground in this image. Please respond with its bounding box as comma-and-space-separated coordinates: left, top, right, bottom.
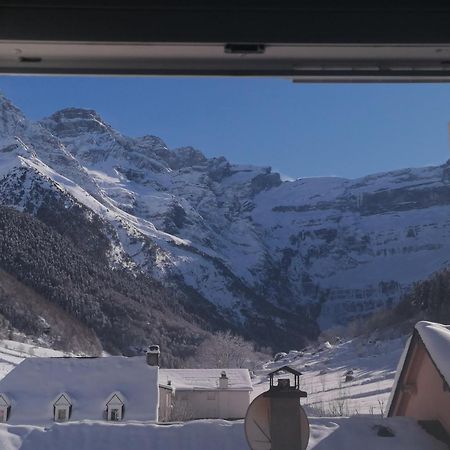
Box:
253, 335, 406, 416
0, 336, 446, 449
0, 336, 407, 418
0, 339, 66, 381
0, 416, 445, 450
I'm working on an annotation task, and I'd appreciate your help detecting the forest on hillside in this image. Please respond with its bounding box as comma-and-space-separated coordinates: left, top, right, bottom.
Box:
0, 205, 213, 365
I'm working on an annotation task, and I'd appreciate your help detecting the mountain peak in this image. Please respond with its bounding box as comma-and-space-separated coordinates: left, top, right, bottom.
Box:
0, 92, 27, 135
135, 135, 169, 151
40, 107, 111, 138
47, 107, 104, 122
170, 146, 208, 169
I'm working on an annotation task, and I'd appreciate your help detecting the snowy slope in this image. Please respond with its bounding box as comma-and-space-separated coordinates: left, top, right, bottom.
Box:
0, 340, 66, 382
1, 92, 450, 346
253, 336, 406, 416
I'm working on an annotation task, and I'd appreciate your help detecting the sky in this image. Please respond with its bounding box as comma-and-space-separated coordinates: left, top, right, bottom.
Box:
1, 75, 449, 180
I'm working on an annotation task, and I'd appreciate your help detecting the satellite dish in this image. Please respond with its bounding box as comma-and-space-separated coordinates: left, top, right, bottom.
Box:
245, 393, 310, 450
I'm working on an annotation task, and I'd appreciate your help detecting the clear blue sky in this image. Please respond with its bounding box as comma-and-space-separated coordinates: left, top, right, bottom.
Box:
1, 76, 449, 179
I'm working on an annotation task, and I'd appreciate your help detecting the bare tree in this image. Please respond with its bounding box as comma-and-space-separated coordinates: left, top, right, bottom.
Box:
191, 331, 260, 369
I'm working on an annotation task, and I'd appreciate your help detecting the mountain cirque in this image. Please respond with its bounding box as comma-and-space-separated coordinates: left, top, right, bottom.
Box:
0, 92, 449, 353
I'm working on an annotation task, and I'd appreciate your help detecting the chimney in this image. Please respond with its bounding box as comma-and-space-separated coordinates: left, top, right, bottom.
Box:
146, 345, 160, 367
219, 370, 228, 389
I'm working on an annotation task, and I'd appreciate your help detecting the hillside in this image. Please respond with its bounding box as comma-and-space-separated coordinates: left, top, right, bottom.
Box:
403, 267, 450, 323
0, 267, 101, 354
0, 205, 214, 363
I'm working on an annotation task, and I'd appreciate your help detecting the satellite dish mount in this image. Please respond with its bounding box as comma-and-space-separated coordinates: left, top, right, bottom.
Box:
245, 365, 310, 450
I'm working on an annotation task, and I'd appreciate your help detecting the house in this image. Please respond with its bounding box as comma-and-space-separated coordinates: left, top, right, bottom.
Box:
159, 368, 253, 421
0, 342, 253, 424
387, 321, 450, 438
0, 355, 159, 424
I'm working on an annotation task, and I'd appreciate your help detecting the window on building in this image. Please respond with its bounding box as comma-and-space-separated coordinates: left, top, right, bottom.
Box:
207, 392, 217, 401
106, 393, 125, 421
56, 408, 67, 422
110, 408, 120, 421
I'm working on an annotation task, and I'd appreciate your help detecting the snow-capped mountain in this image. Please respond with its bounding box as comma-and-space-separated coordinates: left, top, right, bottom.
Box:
1, 92, 450, 349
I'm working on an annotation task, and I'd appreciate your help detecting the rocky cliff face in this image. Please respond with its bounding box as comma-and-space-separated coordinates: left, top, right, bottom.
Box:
1, 92, 449, 351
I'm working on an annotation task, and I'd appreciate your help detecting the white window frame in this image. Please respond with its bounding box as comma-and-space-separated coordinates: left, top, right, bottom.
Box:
106, 393, 125, 422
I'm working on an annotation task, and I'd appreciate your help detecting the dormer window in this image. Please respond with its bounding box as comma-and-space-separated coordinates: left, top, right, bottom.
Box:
0, 394, 11, 422
53, 393, 72, 422
106, 392, 125, 421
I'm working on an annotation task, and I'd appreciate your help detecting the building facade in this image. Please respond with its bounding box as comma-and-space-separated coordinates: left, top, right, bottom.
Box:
387, 321, 450, 437
159, 368, 252, 421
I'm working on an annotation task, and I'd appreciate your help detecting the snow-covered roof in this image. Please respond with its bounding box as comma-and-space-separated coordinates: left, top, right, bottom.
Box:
415, 321, 450, 384
0, 356, 158, 424
387, 321, 450, 416
159, 369, 252, 391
